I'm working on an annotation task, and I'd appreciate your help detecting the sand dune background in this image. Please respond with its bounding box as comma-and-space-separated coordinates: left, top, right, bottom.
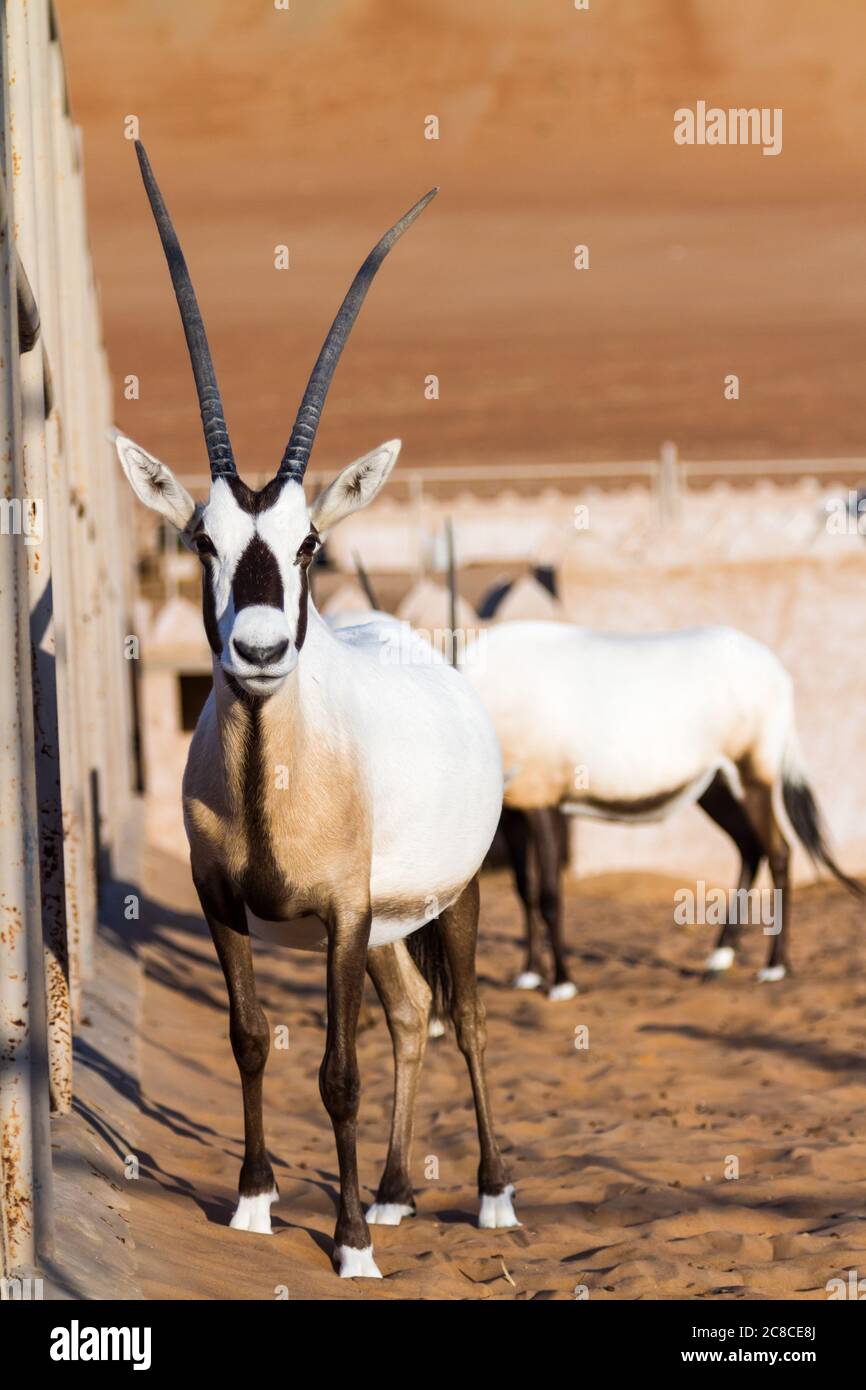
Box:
57, 1, 866, 476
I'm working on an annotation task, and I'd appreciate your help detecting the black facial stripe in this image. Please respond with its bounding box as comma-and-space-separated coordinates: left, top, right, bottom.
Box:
295, 562, 311, 651
201, 559, 222, 654
232, 534, 284, 612
226, 474, 287, 515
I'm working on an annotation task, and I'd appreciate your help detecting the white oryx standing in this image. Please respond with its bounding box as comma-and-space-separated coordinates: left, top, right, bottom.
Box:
115, 143, 518, 1278
468, 620, 861, 996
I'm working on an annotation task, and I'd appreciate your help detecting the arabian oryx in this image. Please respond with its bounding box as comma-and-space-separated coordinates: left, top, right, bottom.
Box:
467, 621, 862, 997
114, 144, 518, 1278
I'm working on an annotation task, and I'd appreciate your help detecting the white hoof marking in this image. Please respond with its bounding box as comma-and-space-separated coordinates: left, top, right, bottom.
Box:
230, 1186, 278, 1235
705, 946, 735, 973
366, 1201, 415, 1226
478, 1182, 521, 1230
757, 964, 787, 983
336, 1244, 383, 1278
548, 981, 578, 1001
427, 1016, 446, 1039
514, 971, 543, 991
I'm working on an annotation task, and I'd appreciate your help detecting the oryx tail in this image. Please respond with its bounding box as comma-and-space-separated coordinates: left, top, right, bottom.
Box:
781, 742, 864, 898
407, 920, 452, 1018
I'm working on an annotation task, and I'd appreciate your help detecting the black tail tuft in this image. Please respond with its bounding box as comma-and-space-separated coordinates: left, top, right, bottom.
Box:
407, 920, 452, 1021
783, 776, 865, 898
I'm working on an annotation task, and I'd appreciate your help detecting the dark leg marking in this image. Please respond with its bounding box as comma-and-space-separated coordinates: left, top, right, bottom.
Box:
437, 877, 515, 1215
756, 786, 792, 976
529, 806, 574, 991
320, 906, 375, 1263
366, 939, 431, 1216
193, 869, 276, 1208
500, 807, 546, 983
698, 773, 765, 958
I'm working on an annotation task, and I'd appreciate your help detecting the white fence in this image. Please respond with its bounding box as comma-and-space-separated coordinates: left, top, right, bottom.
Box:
0, 0, 135, 1281
170, 450, 866, 502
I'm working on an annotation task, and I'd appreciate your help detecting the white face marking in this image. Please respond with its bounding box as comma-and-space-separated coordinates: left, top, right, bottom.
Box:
198, 478, 317, 697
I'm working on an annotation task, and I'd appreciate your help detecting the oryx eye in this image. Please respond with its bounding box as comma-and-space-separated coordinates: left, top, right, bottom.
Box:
296, 533, 318, 563
193, 533, 216, 559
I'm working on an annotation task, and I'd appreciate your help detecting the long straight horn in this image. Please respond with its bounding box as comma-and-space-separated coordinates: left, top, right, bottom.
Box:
277, 188, 438, 483
134, 141, 236, 478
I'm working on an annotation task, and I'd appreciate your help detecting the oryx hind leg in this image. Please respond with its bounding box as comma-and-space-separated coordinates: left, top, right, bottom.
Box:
500, 807, 545, 991
750, 782, 792, 983
193, 869, 278, 1234
698, 774, 765, 975
365, 939, 431, 1226
530, 806, 575, 999
438, 876, 520, 1230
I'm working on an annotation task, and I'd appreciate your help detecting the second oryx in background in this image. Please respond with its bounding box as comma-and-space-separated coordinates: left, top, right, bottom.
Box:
466, 620, 862, 996
114, 143, 518, 1279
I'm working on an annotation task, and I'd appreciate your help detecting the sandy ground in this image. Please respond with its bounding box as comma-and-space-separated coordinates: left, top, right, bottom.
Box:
104, 848, 866, 1301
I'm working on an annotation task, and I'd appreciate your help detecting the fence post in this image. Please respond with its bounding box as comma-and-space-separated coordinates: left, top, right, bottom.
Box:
31, 0, 87, 1039
409, 472, 425, 578
98, 335, 134, 870
6, 0, 72, 1115
445, 517, 457, 665
656, 438, 681, 527
48, 41, 99, 985
0, 0, 124, 1272
0, 92, 53, 1277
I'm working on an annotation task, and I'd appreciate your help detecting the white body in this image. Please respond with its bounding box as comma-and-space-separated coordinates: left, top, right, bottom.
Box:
187, 606, 503, 951
467, 622, 796, 817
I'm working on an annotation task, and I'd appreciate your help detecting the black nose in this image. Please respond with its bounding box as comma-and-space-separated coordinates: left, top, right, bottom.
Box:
233, 637, 290, 667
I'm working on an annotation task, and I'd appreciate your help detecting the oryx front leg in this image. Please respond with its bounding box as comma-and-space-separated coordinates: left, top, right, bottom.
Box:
439, 876, 520, 1230
322, 906, 381, 1277
194, 871, 277, 1234
366, 939, 431, 1226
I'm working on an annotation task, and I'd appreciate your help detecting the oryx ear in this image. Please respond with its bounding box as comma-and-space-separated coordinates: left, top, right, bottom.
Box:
309, 440, 400, 535
112, 430, 197, 533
